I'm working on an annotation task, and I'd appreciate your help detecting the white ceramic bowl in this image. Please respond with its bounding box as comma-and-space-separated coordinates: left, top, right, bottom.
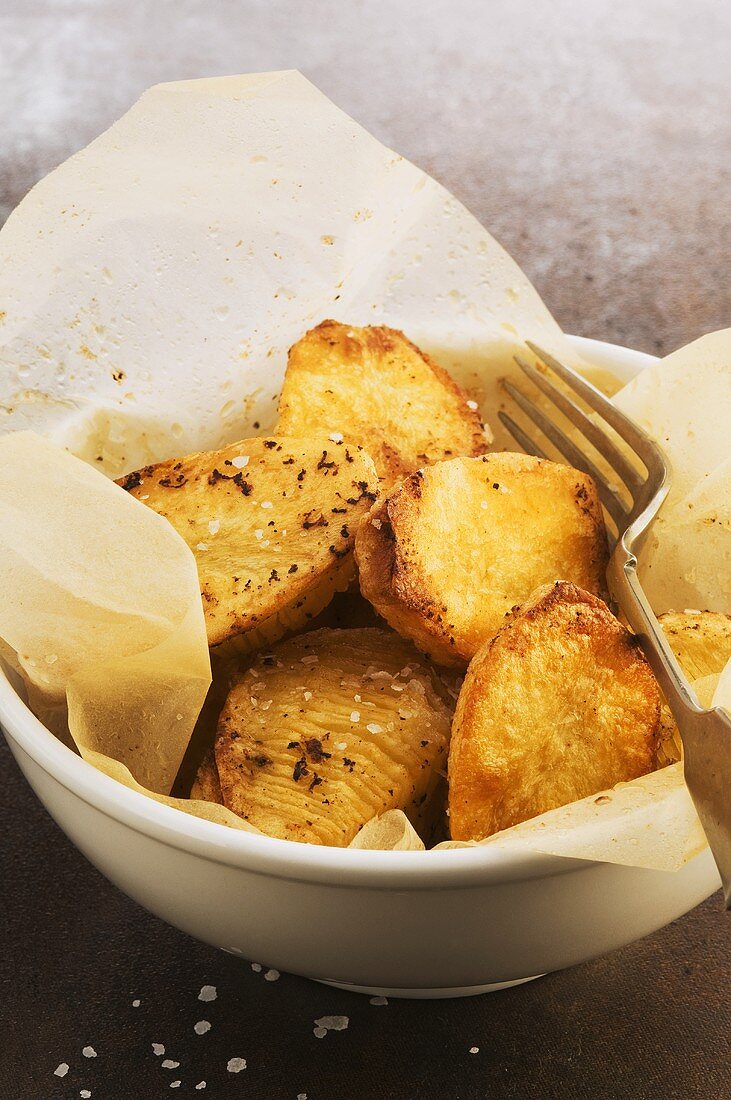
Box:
1, 336, 720, 998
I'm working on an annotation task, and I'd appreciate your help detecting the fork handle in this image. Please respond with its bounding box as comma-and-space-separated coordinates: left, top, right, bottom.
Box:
608, 546, 731, 908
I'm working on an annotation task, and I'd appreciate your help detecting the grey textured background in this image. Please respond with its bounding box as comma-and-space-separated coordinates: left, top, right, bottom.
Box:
1, 2, 730, 1098
2, 0, 730, 355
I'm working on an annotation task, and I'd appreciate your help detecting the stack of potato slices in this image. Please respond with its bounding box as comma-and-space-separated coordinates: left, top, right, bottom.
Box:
119, 321, 726, 847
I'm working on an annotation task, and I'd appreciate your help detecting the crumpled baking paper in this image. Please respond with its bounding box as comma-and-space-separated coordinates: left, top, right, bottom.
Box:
0, 431, 210, 795
0, 71, 600, 473
0, 72, 724, 867
614, 329, 731, 616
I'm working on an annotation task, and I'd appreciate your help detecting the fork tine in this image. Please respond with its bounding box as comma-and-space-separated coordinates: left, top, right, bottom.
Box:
514, 354, 645, 495
497, 411, 550, 459
502, 379, 629, 529
525, 342, 666, 473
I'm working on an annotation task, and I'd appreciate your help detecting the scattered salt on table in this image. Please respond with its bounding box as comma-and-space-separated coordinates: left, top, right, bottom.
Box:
313, 1015, 349, 1038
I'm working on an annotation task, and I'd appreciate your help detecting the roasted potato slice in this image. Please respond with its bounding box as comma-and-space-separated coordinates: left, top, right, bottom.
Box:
448, 582, 662, 841
214, 627, 452, 846
356, 453, 609, 666
658, 611, 731, 748
118, 437, 378, 649
190, 749, 223, 804
276, 320, 490, 487
659, 611, 731, 680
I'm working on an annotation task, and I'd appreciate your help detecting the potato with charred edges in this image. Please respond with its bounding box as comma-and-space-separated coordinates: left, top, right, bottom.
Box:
190, 749, 223, 804
276, 320, 490, 488
356, 452, 609, 666
659, 611, 731, 680
118, 437, 378, 651
210, 627, 453, 846
448, 582, 662, 841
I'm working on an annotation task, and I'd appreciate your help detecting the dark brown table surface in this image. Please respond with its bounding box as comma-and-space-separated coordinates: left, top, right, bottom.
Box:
1, 3, 729, 1097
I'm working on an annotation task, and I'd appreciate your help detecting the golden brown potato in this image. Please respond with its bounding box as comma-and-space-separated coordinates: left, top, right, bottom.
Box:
356, 453, 609, 666
448, 582, 662, 841
118, 437, 378, 650
214, 627, 453, 846
659, 611, 731, 680
657, 611, 731, 751
276, 320, 489, 488
190, 749, 223, 804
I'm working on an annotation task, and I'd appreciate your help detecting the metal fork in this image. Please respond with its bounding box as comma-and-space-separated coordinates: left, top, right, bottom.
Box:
501, 341, 731, 907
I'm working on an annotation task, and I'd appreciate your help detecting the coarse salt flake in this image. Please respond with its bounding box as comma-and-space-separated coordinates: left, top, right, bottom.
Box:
82, 1046, 97, 1058
251, 962, 262, 972
194, 1020, 211, 1035
370, 995, 388, 1005
132, 999, 141, 1007
227, 1057, 247, 1073
366, 723, 382, 734
313, 1027, 327, 1039
152, 1044, 165, 1056
480, 500, 488, 509
264, 969, 280, 982
350, 711, 360, 723
328, 432, 344, 443
469, 1046, 480, 1054
303, 691, 312, 701
313, 1015, 349, 1035
466, 399, 479, 410
53, 1064, 69, 1078
162, 1059, 180, 1069
198, 985, 217, 1002
195, 1084, 207, 1091
371, 517, 382, 529
301, 655, 318, 665
80, 1091, 92, 1098
261, 500, 273, 509
231, 455, 249, 468
170, 1082, 181, 1089
208, 519, 220, 535
335, 741, 348, 751
196, 542, 209, 551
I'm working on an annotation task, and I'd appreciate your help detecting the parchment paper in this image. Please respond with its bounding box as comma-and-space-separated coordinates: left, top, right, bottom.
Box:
0, 431, 210, 795
0, 72, 725, 868
614, 330, 731, 615
0, 71, 598, 473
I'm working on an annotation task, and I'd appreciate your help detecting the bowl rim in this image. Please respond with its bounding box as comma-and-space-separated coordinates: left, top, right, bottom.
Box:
0, 334, 660, 889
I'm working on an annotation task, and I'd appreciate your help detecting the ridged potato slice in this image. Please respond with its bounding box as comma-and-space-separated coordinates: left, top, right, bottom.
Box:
118, 437, 378, 650
356, 453, 609, 666
659, 611, 731, 680
448, 582, 662, 841
190, 748, 223, 804
213, 627, 453, 846
276, 320, 490, 487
